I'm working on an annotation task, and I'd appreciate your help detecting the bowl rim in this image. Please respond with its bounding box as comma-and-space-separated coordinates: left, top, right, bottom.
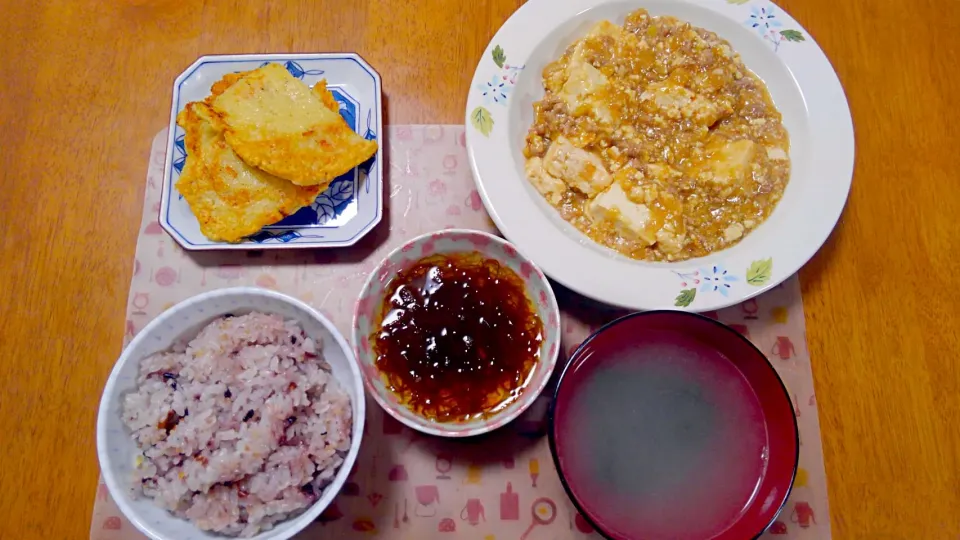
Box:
546, 310, 799, 540
351, 228, 561, 438
96, 286, 366, 540
464, 0, 855, 312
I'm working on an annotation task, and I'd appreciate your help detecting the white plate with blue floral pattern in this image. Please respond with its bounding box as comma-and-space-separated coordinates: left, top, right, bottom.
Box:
160, 53, 383, 250
465, 0, 854, 312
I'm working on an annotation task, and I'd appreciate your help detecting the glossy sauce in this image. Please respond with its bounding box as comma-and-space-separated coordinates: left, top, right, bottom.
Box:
371, 252, 543, 422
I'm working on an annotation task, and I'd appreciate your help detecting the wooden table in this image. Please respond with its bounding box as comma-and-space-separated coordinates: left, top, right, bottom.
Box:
1, 0, 957, 538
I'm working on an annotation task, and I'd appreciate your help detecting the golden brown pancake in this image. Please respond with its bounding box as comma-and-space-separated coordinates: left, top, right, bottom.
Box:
207, 63, 378, 186
175, 102, 321, 243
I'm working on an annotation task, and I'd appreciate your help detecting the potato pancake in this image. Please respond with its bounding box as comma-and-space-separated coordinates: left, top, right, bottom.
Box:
175, 102, 321, 243
208, 63, 378, 186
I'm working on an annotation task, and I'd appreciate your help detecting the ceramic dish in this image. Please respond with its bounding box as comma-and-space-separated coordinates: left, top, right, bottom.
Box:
352, 229, 561, 437
549, 311, 798, 540
96, 288, 365, 540
161, 53, 383, 250
465, 0, 854, 311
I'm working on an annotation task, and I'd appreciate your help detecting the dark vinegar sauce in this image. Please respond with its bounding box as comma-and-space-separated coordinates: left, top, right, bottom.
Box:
371, 252, 543, 423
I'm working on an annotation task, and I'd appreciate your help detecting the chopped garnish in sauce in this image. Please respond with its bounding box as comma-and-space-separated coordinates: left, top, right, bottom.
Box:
371, 252, 543, 422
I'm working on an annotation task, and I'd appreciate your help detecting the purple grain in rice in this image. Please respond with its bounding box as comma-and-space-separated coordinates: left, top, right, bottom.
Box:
121, 312, 352, 537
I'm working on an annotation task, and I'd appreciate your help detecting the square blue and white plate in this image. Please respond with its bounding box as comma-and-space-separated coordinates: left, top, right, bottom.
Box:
160, 53, 383, 250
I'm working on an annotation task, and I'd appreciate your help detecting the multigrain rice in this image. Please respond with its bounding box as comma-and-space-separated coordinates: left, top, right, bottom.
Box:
122, 312, 352, 536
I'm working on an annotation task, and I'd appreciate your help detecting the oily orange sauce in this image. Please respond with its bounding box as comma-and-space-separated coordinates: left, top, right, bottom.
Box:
371, 253, 543, 423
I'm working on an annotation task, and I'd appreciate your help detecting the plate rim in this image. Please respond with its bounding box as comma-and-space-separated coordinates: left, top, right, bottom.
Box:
159, 52, 384, 251
464, 0, 855, 312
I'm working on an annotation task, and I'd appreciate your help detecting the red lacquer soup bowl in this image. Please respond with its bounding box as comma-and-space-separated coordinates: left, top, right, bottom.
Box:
549, 311, 798, 540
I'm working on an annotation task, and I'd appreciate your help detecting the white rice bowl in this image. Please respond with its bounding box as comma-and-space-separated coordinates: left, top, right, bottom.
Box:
97, 288, 365, 540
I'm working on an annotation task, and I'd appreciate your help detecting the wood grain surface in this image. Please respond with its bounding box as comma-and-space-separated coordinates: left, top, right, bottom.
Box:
0, 1, 957, 538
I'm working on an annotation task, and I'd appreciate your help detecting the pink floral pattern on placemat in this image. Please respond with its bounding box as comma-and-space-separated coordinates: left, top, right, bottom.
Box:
90, 126, 831, 540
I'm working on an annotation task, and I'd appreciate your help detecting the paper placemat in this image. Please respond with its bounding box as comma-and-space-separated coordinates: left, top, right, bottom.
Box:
91, 126, 830, 539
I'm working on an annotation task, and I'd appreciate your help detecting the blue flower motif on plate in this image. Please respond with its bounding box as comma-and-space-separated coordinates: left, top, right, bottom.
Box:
173, 132, 186, 174
332, 89, 357, 131
359, 109, 377, 194
740, 3, 807, 52
476, 74, 512, 106
248, 230, 302, 243
313, 177, 355, 225
172, 131, 187, 199
699, 265, 738, 297
746, 5, 783, 36
362, 109, 376, 141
